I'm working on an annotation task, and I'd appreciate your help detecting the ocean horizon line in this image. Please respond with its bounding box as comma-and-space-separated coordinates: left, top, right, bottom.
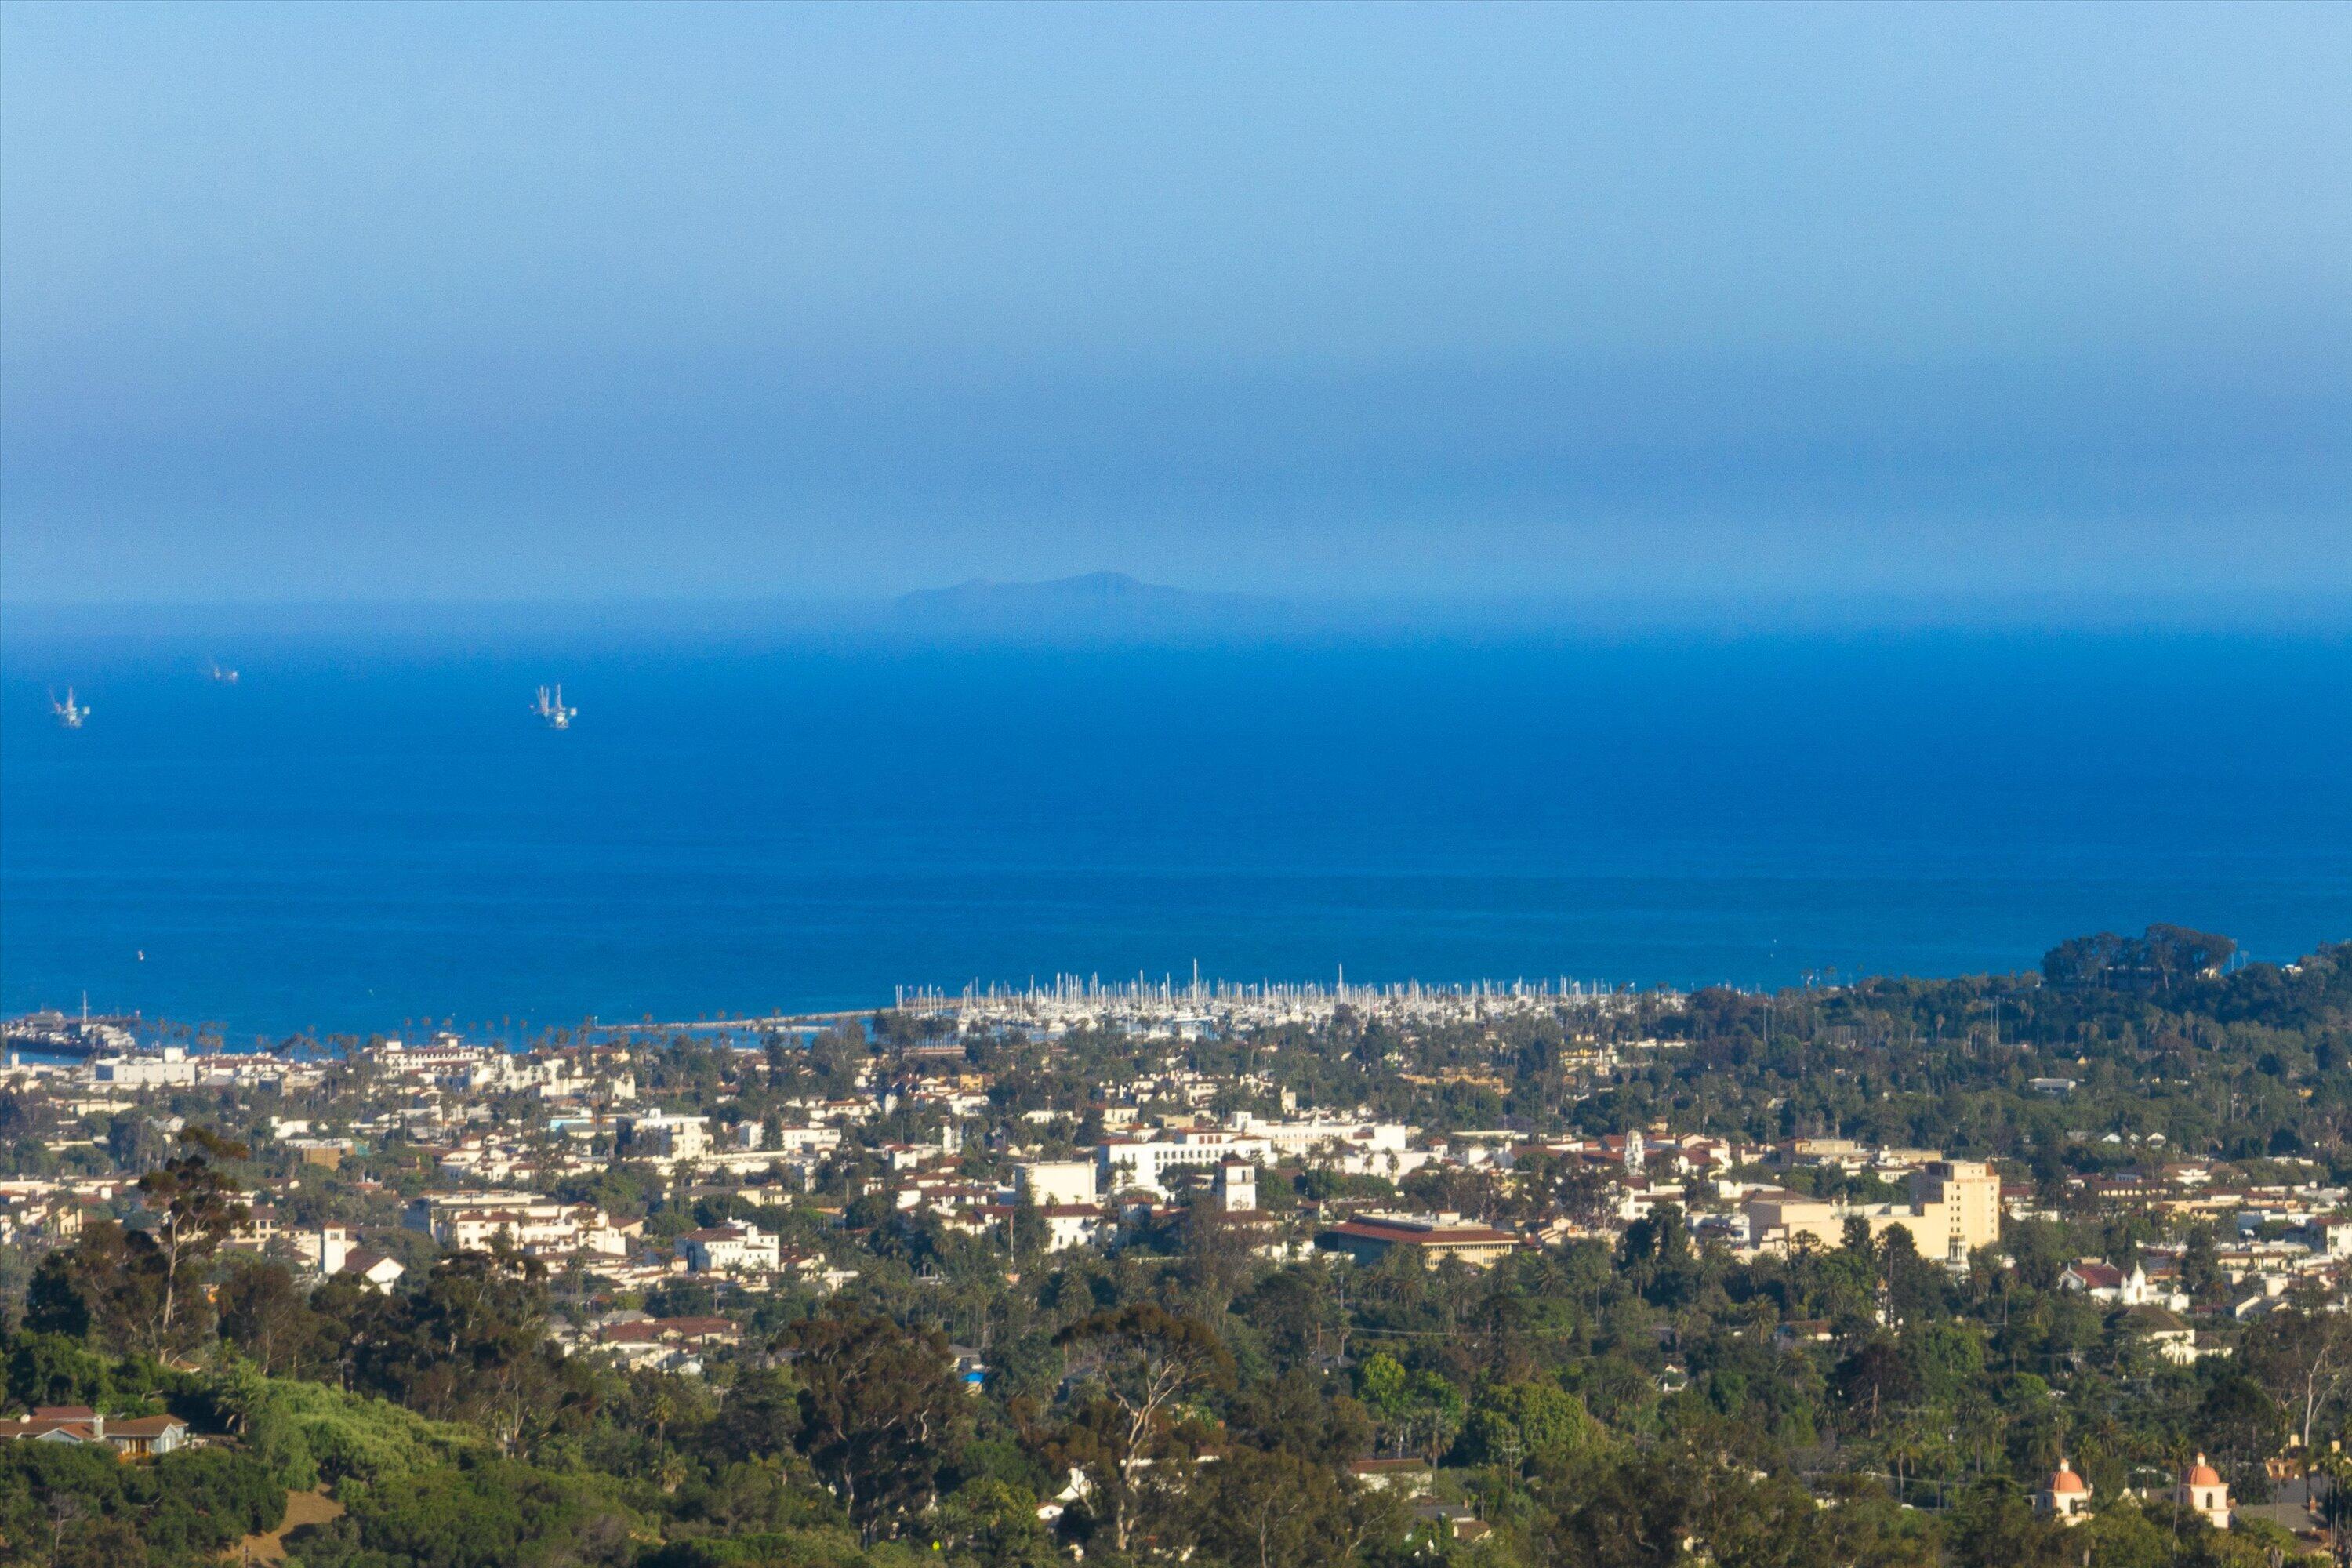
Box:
5, 583, 2349, 646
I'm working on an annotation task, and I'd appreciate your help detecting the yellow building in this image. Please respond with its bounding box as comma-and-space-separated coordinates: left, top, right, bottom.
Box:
1317, 1211, 1520, 1269
1742, 1192, 1845, 1251
1745, 1159, 2000, 1264
1908, 1160, 2001, 1261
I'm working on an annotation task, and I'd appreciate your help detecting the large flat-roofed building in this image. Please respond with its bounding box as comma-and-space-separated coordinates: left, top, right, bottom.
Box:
1221, 1113, 1413, 1160
405, 1193, 633, 1258
94, 1050, 203, 1088
1316, 1211, 1519, 1269
1097, 1130, 1273, 1196
1017, 1160, 1098, 1207
1741, 1191, 1845, 1251
1744, 1159, 2000, 1264
683, 1222, 782, 1275
619, 1112, 711, 1160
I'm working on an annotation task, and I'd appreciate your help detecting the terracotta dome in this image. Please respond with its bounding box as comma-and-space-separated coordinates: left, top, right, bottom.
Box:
2049, 1460, 2088, 1494
2184, 1454, 2223, 1488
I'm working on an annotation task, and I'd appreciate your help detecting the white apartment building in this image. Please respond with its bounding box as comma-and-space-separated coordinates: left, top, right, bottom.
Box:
369, 1037, 498, 1076
682, 1223, 782, 1275
1039, 1205, 1109, 1252
768, 1125, 843, 1155
1098, 1129, 1274, 1196
405, 1194, 633, 1257
620, 1112, 711, 1160
1017, 1160, 1098, 1207
94, 1050, 204, 1088
1222, 1113, 1413, 1161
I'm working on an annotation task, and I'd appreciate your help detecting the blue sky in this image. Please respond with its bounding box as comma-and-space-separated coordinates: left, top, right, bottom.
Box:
2, 2, 2345, 604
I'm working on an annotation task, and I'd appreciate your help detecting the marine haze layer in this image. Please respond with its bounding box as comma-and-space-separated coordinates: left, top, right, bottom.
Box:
1, 590, 2346, 1041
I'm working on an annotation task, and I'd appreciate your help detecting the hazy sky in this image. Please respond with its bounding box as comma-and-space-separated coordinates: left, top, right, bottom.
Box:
2, 2, 2346, 604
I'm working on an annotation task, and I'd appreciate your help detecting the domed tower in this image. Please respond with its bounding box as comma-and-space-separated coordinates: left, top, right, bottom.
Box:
2036, 1457, 2092, 1524
2176, 1454, 2230, 1530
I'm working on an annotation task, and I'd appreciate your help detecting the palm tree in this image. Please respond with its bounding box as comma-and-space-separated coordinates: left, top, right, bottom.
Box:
1883, 1414, 1932, 1507
2313, 1439, 2352, 1568
1955, 1393, 2005, 1479
647, 1388, 676, 1448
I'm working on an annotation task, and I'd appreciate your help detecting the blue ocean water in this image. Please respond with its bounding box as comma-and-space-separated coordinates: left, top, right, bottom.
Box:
2, 624, 2347, 1041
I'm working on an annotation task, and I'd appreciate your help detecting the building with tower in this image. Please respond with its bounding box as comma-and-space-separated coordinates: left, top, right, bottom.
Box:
2036, 1458, 2092, 1524
2176, 1454, 2229, 1529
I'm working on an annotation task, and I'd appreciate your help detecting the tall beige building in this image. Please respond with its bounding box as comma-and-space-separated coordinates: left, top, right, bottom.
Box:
1907, 1160, 2001, 1262
1745, 1157, 2000, 1264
